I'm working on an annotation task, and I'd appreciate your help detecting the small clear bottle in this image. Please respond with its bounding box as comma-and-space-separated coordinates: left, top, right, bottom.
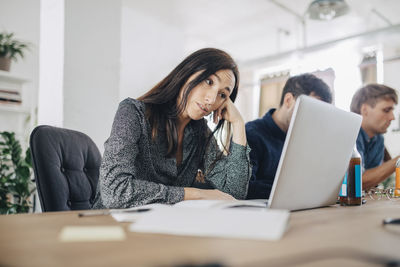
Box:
340, 145, 362, 206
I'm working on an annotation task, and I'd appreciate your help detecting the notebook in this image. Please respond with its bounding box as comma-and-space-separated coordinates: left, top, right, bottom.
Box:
267, 95, 362, 211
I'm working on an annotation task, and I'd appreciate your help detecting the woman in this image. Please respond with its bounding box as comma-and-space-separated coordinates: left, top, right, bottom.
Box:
92, 48, 251, 209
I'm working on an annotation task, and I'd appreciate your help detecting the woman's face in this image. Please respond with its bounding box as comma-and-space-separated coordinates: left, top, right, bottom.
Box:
179, 69, 236, 121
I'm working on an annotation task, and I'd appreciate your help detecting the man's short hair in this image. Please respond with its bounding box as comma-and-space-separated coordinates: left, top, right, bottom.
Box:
350, 84, 398, 114
279, 73, 332, 106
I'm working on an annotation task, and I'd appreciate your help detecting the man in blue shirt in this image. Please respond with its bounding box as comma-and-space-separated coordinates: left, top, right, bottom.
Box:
350, 84, 399, 189
246, 74, 333, 199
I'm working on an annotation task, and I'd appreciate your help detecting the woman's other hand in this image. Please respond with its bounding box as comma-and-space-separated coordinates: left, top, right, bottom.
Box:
184, 187, 235, 200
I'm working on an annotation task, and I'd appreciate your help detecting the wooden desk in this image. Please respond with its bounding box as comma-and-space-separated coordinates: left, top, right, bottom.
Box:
1, 199, 400, 267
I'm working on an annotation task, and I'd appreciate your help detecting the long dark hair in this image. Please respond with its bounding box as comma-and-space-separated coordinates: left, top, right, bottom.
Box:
138, 48, 239, 165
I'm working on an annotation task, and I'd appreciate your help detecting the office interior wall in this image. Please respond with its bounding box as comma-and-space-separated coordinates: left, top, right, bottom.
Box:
120, 0, 185, 100
241, 28, 400, 117
63, 0, 121, 154
233, 69, 258, 123
239, 31, 400, 160
1, 0, 186, 153
383, 44, 400, 157
1, 1, 400, 159
0, 0, 40, 143
38, 0, 64, 127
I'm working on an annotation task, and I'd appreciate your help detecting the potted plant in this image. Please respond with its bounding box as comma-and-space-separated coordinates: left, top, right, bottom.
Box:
0, 32, 30, 72
0, 131, 35, 214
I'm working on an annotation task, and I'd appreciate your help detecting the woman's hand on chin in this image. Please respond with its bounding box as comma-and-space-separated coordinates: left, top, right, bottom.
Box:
213, 98, 247, 146
213, 98, 244, 125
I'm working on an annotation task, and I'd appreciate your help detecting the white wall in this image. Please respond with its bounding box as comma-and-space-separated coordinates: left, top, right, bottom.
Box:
0, 0, 40, 144
38, 0, 64, 127
120, 0, 185, 99
1, 0, 188, 154
63, 0, 121, 153
383, 43, 400, 157
62, 0, 186, 152
2, 0, 400, 158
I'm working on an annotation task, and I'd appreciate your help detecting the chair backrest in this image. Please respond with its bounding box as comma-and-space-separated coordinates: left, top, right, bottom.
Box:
30, 125, 102, 212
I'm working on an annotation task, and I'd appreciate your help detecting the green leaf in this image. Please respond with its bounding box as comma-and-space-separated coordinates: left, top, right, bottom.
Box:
0, 131, 34, 214
25, 149, 32, 168
16, 166, 30, 179
0, 31, 30, 61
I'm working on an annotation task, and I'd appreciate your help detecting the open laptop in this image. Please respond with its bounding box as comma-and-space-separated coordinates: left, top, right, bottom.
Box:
266, 95, 362, 211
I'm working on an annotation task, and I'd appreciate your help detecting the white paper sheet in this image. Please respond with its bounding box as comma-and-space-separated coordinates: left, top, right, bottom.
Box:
173, 199, 268, 209
111, 203, 168, 222
129, 207, 289, 241
111, 200, 268, 222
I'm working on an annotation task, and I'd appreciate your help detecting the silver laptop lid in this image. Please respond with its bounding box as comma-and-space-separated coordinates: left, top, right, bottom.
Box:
268, 95, 362, 211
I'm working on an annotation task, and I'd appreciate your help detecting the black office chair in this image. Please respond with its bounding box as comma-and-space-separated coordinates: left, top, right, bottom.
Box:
30, 125, 102, 212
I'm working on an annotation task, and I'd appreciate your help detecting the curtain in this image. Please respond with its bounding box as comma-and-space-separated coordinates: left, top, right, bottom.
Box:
258, 68, 335, 117
312, 68, 336, 104
359, 52, 377, 84
258, 71, 289, 117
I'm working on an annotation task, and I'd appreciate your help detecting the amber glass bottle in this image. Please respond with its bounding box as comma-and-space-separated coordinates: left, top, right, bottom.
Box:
340, 146, 362, 206
395, 158, 400, 197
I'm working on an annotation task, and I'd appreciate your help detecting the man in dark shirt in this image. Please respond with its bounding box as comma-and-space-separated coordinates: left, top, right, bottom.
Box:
350, 84, 399, 190
246, 73, 332, 199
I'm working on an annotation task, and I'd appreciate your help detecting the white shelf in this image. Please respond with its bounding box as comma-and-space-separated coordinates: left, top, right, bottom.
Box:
0, 104, 30, 114
0, 70, 29, 83
0, 72, 32, 144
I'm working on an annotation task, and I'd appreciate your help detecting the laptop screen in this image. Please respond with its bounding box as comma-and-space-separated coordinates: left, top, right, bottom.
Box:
268, 95, 362, 211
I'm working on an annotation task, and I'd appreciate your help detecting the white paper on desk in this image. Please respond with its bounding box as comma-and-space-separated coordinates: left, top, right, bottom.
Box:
111, 203, 169, 222
173, 199, 268, 209
111, 200, 267, 222
129, 207, 289, 241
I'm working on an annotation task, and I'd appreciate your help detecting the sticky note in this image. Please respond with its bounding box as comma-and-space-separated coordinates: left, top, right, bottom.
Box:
59, 226, 126, 242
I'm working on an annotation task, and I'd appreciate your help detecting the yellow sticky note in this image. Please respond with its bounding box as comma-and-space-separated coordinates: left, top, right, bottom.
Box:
59, 226, 126, 242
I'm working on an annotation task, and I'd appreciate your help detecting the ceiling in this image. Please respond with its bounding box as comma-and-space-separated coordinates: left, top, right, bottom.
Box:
134, 0, 400, 62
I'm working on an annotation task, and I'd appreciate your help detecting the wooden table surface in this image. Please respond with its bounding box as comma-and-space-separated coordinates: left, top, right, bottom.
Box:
1, 199, 400, 267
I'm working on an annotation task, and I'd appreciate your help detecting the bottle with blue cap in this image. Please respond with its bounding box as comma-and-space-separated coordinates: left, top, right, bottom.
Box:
339, 145, 362, 206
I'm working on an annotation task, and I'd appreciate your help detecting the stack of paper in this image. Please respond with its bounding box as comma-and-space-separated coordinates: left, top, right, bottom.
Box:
110, 200, 268, 223
129, 206, 289, 241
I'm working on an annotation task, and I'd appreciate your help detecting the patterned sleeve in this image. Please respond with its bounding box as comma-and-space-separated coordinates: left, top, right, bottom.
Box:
96, 99, 184, 209
203, 132, 252, 199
